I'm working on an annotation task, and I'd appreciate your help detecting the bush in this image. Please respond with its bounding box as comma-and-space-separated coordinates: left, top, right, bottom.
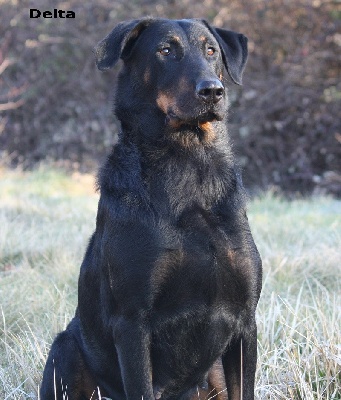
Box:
1, 0, 340, 195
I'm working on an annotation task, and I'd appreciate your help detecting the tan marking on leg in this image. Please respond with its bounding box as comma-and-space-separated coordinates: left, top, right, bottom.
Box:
208, 358, 228, 400
188, 358, 227, 400
144, 68, 151, 84
226, 248, 238, 265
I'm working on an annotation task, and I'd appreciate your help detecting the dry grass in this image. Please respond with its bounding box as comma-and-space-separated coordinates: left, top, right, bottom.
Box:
0, 168, 340, 399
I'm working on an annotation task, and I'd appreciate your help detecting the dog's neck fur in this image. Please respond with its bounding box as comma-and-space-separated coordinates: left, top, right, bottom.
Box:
101, 106, 240, 217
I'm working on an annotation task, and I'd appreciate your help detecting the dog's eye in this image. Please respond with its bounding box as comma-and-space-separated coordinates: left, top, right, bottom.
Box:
160, 47, 171, 56
207, 47, 215, 56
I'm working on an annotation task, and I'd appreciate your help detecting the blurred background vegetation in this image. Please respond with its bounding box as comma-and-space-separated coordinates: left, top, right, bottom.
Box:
1, 0, 340, 195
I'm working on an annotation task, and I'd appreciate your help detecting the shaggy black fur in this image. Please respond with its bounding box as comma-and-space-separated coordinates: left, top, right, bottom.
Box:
40, 18, 262, 400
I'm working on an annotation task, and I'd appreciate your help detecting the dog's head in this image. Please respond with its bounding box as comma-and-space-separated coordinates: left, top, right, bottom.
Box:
95, 18, 247, 138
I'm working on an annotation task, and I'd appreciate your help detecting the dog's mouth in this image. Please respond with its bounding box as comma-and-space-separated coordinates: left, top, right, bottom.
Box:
164, 110, 222, 144
165, 110, 223, 128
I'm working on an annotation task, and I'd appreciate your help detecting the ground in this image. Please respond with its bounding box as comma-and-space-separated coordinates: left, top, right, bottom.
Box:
0, 167, 340, 399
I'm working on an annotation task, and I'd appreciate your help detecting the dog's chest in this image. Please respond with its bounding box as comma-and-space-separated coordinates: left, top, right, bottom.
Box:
151, 208, 250, 315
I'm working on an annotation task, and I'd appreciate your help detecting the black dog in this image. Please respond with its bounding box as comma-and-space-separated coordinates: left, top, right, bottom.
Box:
40, 18, 262, 400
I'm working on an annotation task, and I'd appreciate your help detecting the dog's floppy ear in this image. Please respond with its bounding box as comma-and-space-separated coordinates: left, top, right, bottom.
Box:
203, 21, 248, 85
94, 18, 154, 70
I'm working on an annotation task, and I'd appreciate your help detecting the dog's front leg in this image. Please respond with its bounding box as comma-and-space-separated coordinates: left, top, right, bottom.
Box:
222, 326, 257, 400
114, 316, 154, 400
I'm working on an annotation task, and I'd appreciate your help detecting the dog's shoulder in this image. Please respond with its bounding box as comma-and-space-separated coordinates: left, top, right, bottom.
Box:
96, 141, 153, 224
98, 142, 141, 194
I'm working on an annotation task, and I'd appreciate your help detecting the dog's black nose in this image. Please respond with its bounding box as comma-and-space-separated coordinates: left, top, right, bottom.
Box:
196, 79, 224, 104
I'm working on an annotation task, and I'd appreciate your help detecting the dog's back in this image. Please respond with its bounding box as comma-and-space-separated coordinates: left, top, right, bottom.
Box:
41, 18, 262, 400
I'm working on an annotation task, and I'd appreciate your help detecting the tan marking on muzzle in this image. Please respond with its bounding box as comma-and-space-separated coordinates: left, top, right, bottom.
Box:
168, 118, 184, 130
199, 122, 216, 143
156, 92, 175, 114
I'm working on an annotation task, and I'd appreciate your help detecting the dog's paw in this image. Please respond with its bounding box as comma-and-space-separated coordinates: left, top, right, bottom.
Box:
153, 386, 164, 399
199, 380, 209, 390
